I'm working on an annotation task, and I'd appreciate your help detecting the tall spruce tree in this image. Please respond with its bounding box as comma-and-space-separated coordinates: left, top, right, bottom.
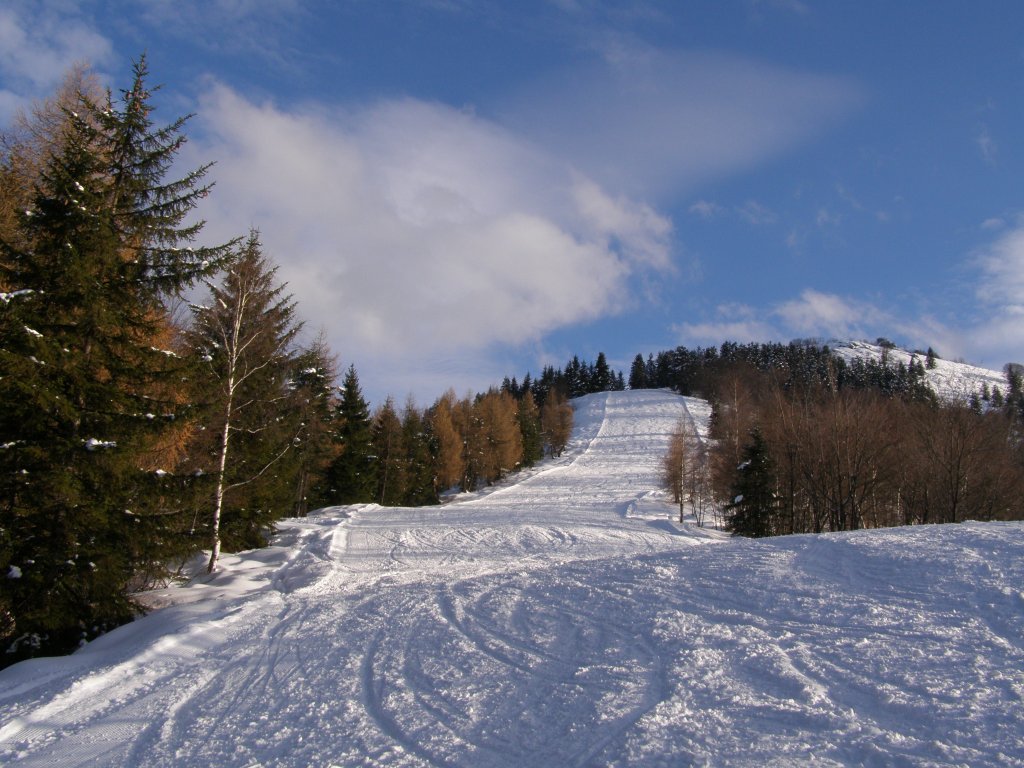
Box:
400, 398, 437, 506
594, 352, 611, 392
0, 59, 230, 659
629, 353, 647, 389
289, 333, 339, 516
325, 365, 377, 503
189, 231, 301, 571
372, 397, 406, 506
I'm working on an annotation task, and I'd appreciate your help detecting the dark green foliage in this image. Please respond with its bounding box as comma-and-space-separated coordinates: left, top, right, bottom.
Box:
372, 397, 406, 506
400, 400, 437, 506
725, 429, 778, 538
188, 231, 302, 558
324, 365, 377, 504
0, 59, 229, 661
647, 340, 936, 404
288, 336, 340, 516
502, 352, 623, 407
629, 354, 647, 389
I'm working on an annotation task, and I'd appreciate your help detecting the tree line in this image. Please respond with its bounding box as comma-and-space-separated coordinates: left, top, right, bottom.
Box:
656, 341, 1024, 537
0, 62, 604, 664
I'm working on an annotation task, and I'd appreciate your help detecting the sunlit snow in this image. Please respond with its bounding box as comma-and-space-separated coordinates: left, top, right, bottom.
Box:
0, 390, 1021, 766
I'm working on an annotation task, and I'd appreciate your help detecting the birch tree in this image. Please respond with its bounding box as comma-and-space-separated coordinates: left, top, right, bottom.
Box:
190, 231, 300, 572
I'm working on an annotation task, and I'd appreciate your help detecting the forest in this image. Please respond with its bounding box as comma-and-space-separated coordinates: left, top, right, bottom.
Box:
655, 340, 1024, 537
0, 62, 591, 664
3, 62, 1023, 666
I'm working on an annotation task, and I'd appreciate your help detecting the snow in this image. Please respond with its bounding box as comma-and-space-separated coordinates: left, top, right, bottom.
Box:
1, 390, 1022, 766
83, 438, 116, 451
833, 339, 1009, 401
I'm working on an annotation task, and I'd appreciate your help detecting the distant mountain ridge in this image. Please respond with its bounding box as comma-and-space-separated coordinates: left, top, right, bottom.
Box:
830, 339, 1008, 402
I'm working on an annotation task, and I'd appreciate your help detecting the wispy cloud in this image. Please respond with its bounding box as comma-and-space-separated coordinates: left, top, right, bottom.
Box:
738, 200, 778, 226
0, 3, 113, 124
977, 124, 997, 165
674, 265, 1023, 371
688, 200, 724, 219
815, 208, 841, 228
775, 289, 884, 339
186, 84, 674, 400
672, 303, 777, 346
497, 47, 864, 200
973, 221, 1024, 312
749, 0, 811, 18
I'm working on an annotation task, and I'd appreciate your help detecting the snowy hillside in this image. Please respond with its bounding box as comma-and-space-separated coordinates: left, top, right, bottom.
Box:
832, 339, 1008, 401
1, 390, 1022, 766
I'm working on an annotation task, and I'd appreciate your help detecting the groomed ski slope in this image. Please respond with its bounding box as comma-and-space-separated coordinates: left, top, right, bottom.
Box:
1, 390, 1023, 766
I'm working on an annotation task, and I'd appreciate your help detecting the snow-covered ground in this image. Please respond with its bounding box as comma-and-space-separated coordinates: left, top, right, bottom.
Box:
833, 339, 1009, 401
1, 390, 1022, 766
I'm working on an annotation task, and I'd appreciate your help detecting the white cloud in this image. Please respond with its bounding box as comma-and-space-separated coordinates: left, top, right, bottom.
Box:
738, 200, 778, 226
815, 208, 840, 227
0, 4, 112, 124
775, 289, 884, 339
186, 84, 673, 400
499, 48, 863, 200
673, 303, 778, 346
672, 279, 1020, 372
977, 125, 997, 165
688, 200, 723, 219
973, 223, 1024, 314
956, 221, 1024, 364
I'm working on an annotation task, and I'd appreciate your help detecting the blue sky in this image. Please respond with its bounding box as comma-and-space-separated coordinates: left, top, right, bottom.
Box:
2, 1, 1023, 404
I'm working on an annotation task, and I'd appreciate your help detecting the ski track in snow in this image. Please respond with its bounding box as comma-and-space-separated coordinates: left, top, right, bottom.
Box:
1, 390, 1023, 766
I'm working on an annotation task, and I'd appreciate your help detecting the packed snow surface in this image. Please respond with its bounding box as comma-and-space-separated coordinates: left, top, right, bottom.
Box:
1, 390, 1023, 766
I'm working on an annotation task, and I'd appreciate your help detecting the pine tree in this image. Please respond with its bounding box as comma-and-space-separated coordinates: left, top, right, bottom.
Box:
372, 397, 406, 506
288, 333, 340, 516
325, 365, 377, 503
725, 428, 778, 538
594, 352, 611, 392
189, 231, 301, 571
400, 398, 436, 506
0, 59, 230, 659
629, 354, 646, 389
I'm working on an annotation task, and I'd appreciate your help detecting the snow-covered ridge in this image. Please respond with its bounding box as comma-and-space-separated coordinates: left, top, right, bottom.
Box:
1, 390, 1022, 766
832, 339, 1009, 401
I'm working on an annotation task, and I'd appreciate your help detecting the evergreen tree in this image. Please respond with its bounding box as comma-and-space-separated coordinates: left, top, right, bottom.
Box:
288, 333, 340, 516
629, 353, 647, 389
325, 365, 377, 503
400, 398, 436, 506
0, 59, 230, 659
188, 231, 301, 571
594, 352, 611, 392
372, 397, 406, 506
725, 428, 778, 538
